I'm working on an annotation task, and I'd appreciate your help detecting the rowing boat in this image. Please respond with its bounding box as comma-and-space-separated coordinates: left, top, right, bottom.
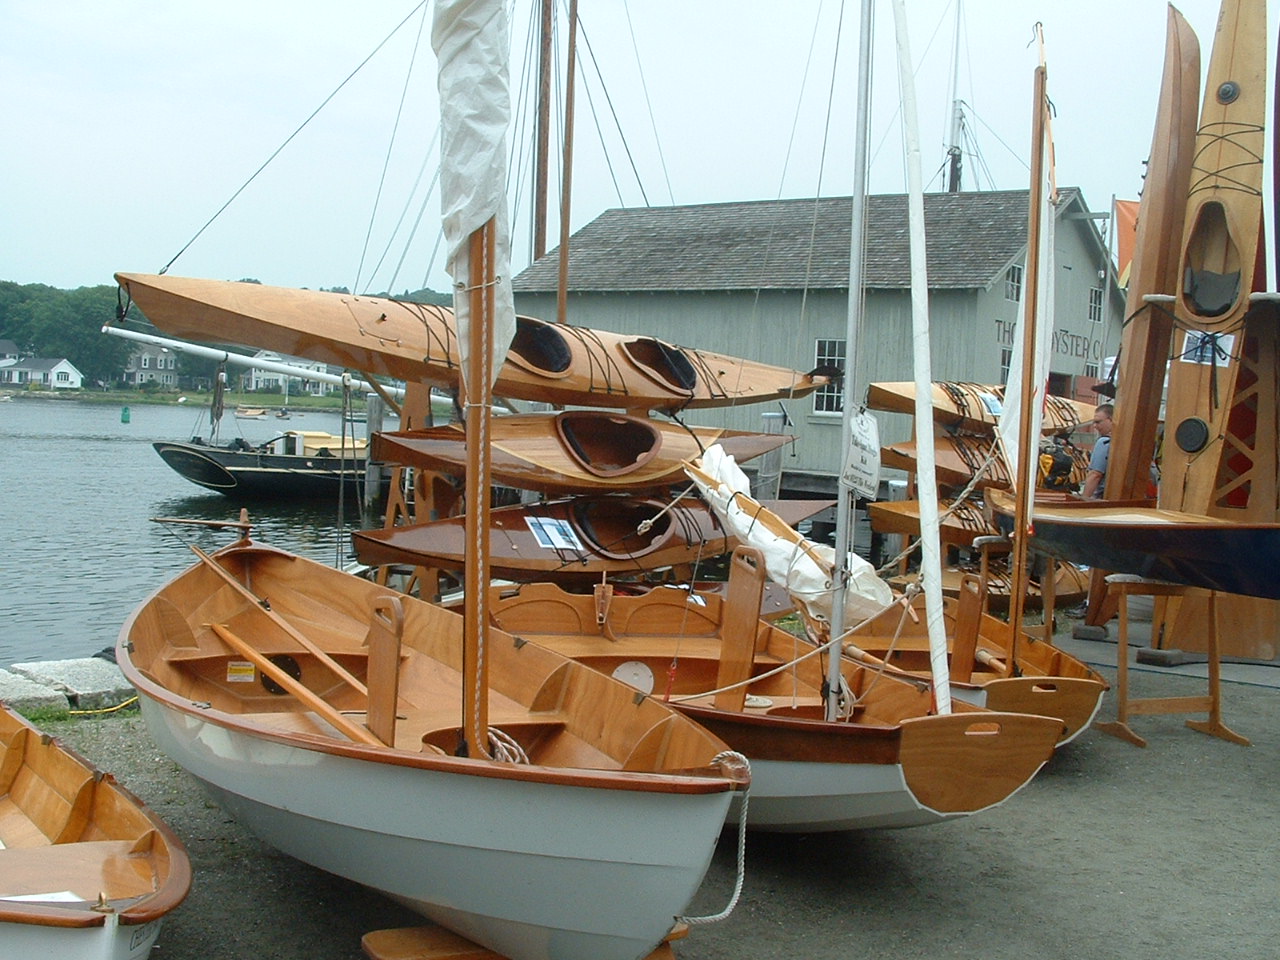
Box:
117, 536, 746, 960
114, 272, 829, 414
0, 704, 191, 960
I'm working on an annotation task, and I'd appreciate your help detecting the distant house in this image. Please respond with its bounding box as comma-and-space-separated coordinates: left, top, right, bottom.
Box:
0, 357, 84, 389
245, 350, 337, 396
0, 340, 19, 362
123, 343, 179, 387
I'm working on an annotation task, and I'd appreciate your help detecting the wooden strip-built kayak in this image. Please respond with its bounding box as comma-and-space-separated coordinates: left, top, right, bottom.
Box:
884, 560, 1090, 613
114, 273, 829, 414
118, 538, 746, 960
0, 704, 191, 960
353, 495, 833, 585
372, 411, 793, 494
1106, 6, 1200, 503
867, 497, 996, 547
1160, 0, 1270, 516
866, 381, 1093, 435
488, 547, 1063, 832
988, 487, 1280, 601
881, 434, 1089, 491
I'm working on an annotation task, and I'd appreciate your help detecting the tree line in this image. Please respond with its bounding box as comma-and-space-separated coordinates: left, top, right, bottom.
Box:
0, 279, 450, 388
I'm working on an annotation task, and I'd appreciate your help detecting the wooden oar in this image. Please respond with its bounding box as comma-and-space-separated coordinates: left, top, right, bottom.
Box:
190, 544, 369, 698
209, 623, 383, 746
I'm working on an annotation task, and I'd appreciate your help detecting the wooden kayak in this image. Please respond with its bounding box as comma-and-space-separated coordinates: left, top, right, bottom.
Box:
867, 497, 996, 547
1171, 0, 1266, 336
114, 272, 830, 413
352, 494, 833, 585
1106, 6, 1200, 502
488, 546, 1063, 832
0, 705, 191, 959
866, 381, 1093, 435
118, 537, 746, 960
372, 411, 793, 494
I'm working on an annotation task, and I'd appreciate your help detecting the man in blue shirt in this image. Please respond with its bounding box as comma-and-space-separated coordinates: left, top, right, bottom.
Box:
1081, 403, 1113, 498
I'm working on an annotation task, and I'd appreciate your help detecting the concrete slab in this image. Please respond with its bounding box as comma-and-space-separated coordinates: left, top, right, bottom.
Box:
0, 667, 71, 713
9, 657, 133, 709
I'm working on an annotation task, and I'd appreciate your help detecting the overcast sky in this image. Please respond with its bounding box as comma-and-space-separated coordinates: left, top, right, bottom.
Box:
1, 0, 1267, 295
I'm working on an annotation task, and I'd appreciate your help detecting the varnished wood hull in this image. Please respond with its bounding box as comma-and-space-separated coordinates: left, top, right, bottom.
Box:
866, 381, 1093, 435
868, 497, 997, 547
0, 706, 191, 959
118, 540, 745, 960
373, 411, 792, 494
488, 550, 1063, 832
353, 495, 832, 584
881, 435, 1089, 491
989, 488, 1280, 600
114, 273, 829, 413
845, 592, 1106, 744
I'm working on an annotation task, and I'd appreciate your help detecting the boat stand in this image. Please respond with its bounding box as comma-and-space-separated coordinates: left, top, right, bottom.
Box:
1093, 576, 1250, 748
362, 922, 688, 960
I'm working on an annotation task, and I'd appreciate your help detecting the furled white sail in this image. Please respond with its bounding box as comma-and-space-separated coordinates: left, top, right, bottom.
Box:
687, 444, 893, 626
432, 0, 517, 389
891, 0, 951, 713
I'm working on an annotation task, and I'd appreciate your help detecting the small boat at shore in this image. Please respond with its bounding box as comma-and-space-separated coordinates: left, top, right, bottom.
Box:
0, 704, 191, 960
114, 272, 831, 414
372, 410, 793, 495
118, 533, 746, 960
153, 430, 384, 499
353, 493, 832, 585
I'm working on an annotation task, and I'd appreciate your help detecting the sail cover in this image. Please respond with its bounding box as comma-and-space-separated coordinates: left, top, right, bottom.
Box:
432, 0, 517, 389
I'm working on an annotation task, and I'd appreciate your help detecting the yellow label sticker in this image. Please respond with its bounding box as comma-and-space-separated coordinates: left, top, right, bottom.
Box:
226, 661, 256, 683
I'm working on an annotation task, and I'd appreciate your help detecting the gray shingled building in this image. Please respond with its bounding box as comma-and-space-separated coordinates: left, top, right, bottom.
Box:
512, 188, 1122, 496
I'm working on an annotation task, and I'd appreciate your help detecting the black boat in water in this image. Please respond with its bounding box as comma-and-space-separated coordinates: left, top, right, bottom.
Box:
154, 430, 386, 499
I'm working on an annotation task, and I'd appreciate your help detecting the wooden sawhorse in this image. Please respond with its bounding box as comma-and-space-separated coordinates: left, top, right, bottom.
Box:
1094, 576, 1250, 748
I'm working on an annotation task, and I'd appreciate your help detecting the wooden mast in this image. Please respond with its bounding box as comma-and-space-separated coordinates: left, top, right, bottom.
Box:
556, 0, 578, 325
460, 220, 497, 758
1005, 62, 1050, 673
533, 0, 554, 260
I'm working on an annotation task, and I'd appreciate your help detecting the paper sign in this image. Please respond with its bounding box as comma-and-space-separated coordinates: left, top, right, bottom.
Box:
841, 410, 881, 500
525, 517, 585, 551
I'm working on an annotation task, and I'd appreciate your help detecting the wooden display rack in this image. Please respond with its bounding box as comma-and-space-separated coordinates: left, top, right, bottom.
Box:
1094, 576, 1250, 748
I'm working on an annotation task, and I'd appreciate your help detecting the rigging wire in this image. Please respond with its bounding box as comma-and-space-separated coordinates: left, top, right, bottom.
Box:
577, 19, 646, 206
158, 1, 430, 277
620, 0, 672, 205
354, 3, 432, 295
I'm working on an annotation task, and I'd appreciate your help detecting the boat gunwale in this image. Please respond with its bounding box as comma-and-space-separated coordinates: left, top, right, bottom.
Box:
115, 573, 745, 798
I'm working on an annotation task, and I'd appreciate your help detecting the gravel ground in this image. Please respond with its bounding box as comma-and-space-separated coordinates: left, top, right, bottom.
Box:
40, 661, 1279, 960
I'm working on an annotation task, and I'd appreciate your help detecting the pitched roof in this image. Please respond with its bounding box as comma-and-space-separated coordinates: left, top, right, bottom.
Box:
513, 188, 1083, 294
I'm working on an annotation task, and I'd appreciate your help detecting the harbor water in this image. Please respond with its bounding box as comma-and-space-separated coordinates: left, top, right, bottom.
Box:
0, 396, 381, 667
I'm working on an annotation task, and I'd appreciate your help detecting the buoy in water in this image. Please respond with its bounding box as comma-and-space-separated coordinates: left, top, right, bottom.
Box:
121, 406, 131, 424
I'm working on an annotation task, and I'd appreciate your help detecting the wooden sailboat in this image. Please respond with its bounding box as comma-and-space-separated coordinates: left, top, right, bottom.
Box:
113, 272, 830, 415
487, 543, 1063, 832
118, 5, 749, 960
117, 536, 745, 960
0, 704, 191, 959
352, 494, 832, 586
371, 411, 792, 495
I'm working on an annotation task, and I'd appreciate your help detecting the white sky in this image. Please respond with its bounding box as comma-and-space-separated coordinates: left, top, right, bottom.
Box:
1, 1, 1266, 295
